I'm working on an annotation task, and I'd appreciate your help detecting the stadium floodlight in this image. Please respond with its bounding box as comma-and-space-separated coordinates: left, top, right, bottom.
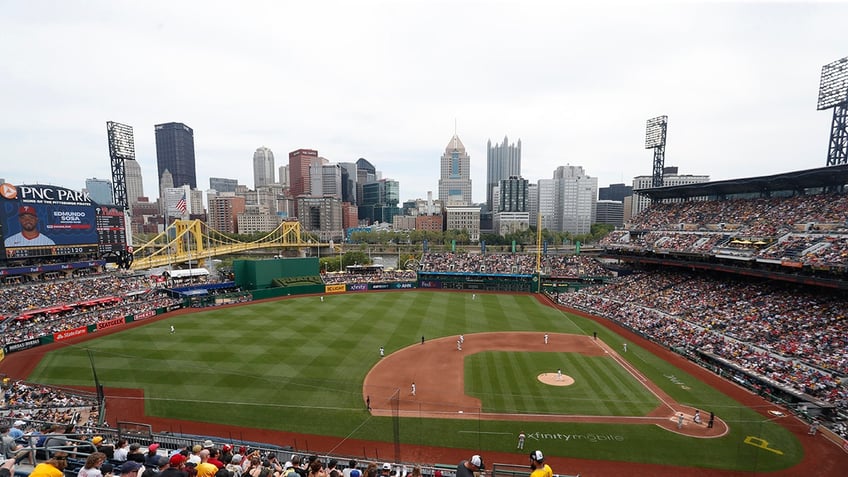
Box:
107, 121, 135, 212
645, 115, 668, 149
107, 121, 135, 160
817, 56, 848, 110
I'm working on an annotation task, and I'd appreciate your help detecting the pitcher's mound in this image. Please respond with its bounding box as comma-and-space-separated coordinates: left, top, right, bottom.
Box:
538, 373, 575, 386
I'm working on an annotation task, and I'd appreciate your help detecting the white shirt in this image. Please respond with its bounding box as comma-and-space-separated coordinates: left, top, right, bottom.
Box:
4, 232, 55, 247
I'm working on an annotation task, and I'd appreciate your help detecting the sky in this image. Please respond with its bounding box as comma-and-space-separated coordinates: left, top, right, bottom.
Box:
2, 0, 847, 205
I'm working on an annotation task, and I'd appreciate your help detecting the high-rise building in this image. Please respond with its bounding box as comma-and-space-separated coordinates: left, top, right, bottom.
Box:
536, 179, 557, 231
356, 158, 376, 206
124, 158, 144, 207
288, 148, 319, 199
338, 162, 358, 204
85, 177, 113, 205
253, 146, 276, 188
486, 136, 521, 211
598, 183, 633, 203
596, 200, 624, 227
359, 179, 400, 224
497, 176, 529, 212
493, 176, 529, 236
155, 122, 196, 189
310, 163, 342, 199
553, 165, 598, 235
297, 196, 343, 242
208, 194, 246, 233
278, 165, 290, 188
438, 135, 472, 206
527, 183, 538, 227
444, 206, 481, 242
209, 177, 238, 194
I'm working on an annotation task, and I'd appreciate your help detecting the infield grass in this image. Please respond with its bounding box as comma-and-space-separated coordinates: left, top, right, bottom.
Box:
27, 291, 803, 472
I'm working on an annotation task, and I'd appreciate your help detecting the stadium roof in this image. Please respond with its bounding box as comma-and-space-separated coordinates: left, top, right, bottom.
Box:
635, 164, 848, 200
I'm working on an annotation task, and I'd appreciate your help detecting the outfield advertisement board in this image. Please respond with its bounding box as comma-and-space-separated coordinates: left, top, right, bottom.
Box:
325, 284, 346, 293
3, 338, 40, 354
0, 184, 127, 259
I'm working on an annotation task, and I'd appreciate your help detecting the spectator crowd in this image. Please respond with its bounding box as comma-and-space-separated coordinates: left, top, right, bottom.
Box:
601, 192, 848, 271
0, 274, 181, 345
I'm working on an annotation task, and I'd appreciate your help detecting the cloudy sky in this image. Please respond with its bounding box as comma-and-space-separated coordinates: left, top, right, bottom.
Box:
2, 0, 846, 204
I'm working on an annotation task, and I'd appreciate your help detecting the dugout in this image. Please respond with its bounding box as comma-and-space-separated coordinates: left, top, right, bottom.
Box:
233, 257, 324, 299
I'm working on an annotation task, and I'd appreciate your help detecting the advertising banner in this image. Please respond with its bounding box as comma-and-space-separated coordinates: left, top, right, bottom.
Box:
418, 280, 443, 289
95, 317, 126, 331
54, 326, 88, 341
325, 284, 346, 294
133, 309, 157, 321
348, 283, 368, 292
3, 337, 41, 354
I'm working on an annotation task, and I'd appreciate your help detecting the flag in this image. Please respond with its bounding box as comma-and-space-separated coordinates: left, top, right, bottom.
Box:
175, 194, 187, 214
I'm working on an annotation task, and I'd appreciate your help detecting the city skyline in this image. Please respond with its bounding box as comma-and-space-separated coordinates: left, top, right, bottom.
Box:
2, 2, 847, 203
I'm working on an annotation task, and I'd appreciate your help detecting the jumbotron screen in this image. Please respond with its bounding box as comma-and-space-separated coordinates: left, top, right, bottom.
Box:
0, 183, 127, 259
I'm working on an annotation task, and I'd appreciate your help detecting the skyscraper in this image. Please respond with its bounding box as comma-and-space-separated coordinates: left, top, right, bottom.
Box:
438, 134, 472, 206
553, 165, 598, 235
486, 136, 521, 211
355, 158, 376, 207
288, 148, 319, 199
124, 158, 144, 205
155, 122, 197, 189
85, 178, 113, 205
253, 146, 276, 188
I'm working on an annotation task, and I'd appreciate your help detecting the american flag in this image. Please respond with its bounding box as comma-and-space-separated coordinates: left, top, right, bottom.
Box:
175, 193, 187, 214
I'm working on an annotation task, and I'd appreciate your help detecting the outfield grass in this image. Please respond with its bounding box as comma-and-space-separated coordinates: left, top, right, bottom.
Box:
28, 291, 802, 472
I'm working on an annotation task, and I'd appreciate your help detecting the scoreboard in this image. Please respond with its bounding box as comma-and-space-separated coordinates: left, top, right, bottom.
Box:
1, 184, 128, 260
96, 206, 128, 254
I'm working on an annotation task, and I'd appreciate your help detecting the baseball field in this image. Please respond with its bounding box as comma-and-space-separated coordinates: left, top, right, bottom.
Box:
15, 291, 841, 475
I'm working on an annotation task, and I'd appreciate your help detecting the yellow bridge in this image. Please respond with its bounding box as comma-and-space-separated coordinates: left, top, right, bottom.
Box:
131, 219, 321, 271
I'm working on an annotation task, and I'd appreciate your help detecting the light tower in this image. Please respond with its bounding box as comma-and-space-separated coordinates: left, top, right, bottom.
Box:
817, 56, 848, 166
106, 121, 135, 269
107, 121, 135, 209
645, 115, 668, 187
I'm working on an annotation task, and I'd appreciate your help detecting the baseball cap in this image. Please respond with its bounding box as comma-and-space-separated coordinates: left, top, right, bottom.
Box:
18, 206, 36, 216
149, 443, 160, 452
92, 436, 104, 445
156, 455, 170, 467
381, 464, 392, 471
13, 420, 26, 427
169, 454, 187, 467
349, 470, 361, 477
119, 461, 143, 473
470, 455, 484, 470
231, 456, 243, 465
222, 444, 232, 453
530, 450, 544, 462
203, 439, 215, 448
